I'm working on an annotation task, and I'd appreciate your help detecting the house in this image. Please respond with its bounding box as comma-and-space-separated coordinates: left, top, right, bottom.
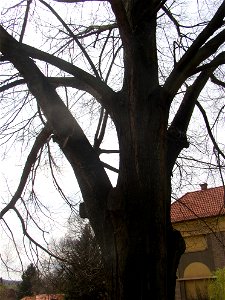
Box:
0, 278, 18, 300
171, 184, 225, 300
21, 294, 64, 300
0, 287, 17, 300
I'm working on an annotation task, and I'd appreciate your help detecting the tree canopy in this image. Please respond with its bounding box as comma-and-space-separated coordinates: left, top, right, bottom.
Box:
0, 0, 225, 299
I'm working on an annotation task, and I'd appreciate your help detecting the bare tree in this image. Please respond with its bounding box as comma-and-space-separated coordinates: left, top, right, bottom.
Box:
0, 0, 225, 299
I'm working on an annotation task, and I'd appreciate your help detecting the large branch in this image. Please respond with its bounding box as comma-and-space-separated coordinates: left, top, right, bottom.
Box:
110, 0, 132, 66
169, 52, 225, 135
0, 27, 115, 113
164, 1, 225, 102
192, 48, 225, 75
0, 76, 111, 93
167, 65, 218, 173
0, 25, 113, 250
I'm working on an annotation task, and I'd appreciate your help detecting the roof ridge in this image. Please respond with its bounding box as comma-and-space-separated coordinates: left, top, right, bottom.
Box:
174, 186, 224, 202
171, 186, 225, 223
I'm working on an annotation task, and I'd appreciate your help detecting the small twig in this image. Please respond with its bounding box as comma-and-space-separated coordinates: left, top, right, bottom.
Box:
162, 5, 181, 37
39, 0, 100, 79
105, 44, 122, 83
77, 23, 117, 39
98, 29, 112, 79
13, 207, 68, 262
2, 218, 24, 269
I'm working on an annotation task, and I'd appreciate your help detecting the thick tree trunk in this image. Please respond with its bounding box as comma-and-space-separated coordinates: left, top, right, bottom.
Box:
104, 88, 186, 299
106, 188, 185, 300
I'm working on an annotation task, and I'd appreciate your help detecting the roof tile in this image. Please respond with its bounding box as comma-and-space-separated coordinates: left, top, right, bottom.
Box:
171, 186, 225, 223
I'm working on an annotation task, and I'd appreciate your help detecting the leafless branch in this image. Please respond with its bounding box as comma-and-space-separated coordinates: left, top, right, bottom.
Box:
13, 42, 115, 110
153, 0, 167, 15
196, 101, 225, 161
0, 79, 26, 92
105, 44, 122, 82
0, 25, 114, 251
94, 108, 108, 150
2, 218, 24, 269
99, 148, 119, 154
164, 1, 225, 101
13, 207, 68, 262
167, 66, 218, 172
101, 161, 118, 173
46, 142, 76, 211
192, 50, 225, 75
20, 198, 50, 236
110, 0, 132, 53
211, 74, 225, 88
77, 23, 117, 39
39, 0, 100, 79
0, 125, 52, 219
162, 5, 181, 37
19, 0, 32, 43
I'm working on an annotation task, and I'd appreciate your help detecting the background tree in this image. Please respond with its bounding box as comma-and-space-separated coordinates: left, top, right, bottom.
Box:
208, 267, 225, 300
17, 263, 40, 300
0, 282, 16, 300
0, 286, 17, 300
41, 220, 107, 299
0, 0, 225, 299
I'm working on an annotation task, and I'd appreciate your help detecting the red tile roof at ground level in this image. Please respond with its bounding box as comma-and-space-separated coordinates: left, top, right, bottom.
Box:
21, 294, 64, 300
171, 186, 225, 223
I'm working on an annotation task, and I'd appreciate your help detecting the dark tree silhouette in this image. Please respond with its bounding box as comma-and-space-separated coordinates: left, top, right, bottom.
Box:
42, 223, 107, 300
17, 263, 40, 299
0, 0, 225, 299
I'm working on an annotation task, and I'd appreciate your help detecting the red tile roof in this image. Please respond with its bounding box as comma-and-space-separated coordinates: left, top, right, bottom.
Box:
171, 186, 225, 223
